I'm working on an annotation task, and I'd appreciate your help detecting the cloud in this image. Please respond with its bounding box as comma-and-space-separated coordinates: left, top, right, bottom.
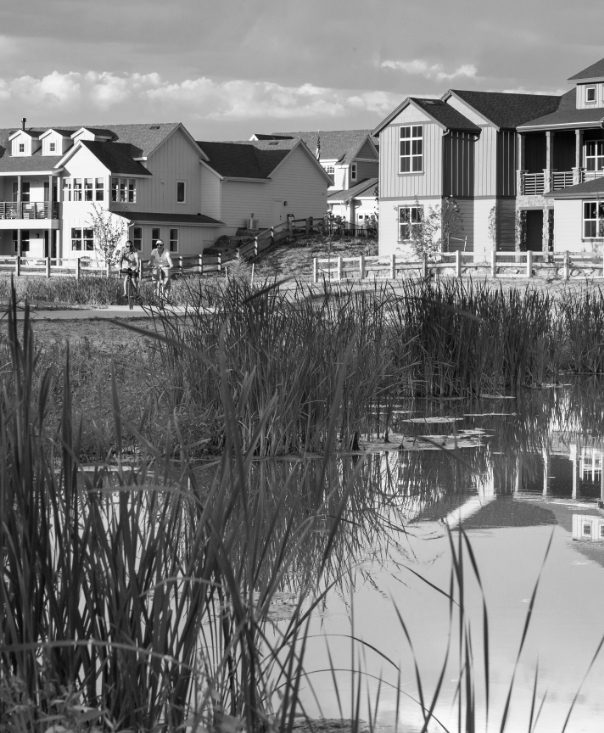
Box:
381, 59, 478, 83
0, 70, 402, 123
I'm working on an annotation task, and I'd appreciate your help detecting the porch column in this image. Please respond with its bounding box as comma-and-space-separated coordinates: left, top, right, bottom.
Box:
543, 131, 554, 193
348, 198, 356, 228
17, 175, 22, 218
517, 132, 526, 195
573, 129, 584, 184
17, 229, 22, 258
48, 174, 54, 218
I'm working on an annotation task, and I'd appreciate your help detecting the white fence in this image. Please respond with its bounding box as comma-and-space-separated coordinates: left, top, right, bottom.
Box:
313, 251, 604, 283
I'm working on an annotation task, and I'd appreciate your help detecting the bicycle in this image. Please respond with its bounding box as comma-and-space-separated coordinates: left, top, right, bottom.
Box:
123, 268, 140, 310
153, 267, 171, 303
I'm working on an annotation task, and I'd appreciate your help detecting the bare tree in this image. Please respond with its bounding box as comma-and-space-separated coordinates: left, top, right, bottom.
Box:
86, 203, 129, 266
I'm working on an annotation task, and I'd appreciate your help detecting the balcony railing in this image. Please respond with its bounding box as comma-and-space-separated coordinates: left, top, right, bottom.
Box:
552, 171, 575, 190
0, 202, 60, 220
582, 170, 604, 183
521, 173, 545, 195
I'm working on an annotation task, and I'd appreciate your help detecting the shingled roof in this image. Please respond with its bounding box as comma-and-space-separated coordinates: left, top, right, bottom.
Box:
569, 58, 604, 81
411, 98, 481, 131
197, 140, 294, 179
517, 89, 604, 130
447, 90, 561, 128
545, 176, 604, 198
328, 177, 378, 203
270, 130, 377, 164
79, 141, 152, 176
114, 210, 223, 225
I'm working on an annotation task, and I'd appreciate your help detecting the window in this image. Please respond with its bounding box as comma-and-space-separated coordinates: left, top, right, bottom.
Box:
73, 178, 83, 201
177, 181, 186, 203
12, 230, 30, 253
400, 126, 423, 173
152, 228, 161, 246
583, 522, 592, 536
351, 163, 357, 182
323, 165, 335, 185
50, 142, 56, 152
600, 525, 604, 539
95, 178, 104, 201
169, 228, 178, 252
111, 178, 136, 203
12, 182, 30, 202
63, 178, 72, 202
71, 227, 94, 251
133, 227, 142, 251
399, 206, 423, 241
18, 143, 25, 153
585, 141, 604, 171
84, 178, 94, 201
586, 86, 596, 103
584, 202, 604, 238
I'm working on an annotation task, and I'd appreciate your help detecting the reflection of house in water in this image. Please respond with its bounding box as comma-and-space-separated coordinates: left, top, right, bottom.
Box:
572, 514, 604, 541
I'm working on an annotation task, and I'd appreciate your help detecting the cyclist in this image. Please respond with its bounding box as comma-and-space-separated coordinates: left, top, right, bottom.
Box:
117, 240, 140, 298
150, 239, 173, 297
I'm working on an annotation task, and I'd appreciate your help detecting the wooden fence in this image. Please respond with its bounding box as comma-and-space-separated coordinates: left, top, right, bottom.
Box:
313, 250, 604, 283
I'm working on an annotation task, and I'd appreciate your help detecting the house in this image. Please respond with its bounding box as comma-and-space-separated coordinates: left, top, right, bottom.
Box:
327, 177, 378, 226
0, 120, 223, 259
196, 137, 331, 236
373, 92, 561, 258
252, 130, 379, 194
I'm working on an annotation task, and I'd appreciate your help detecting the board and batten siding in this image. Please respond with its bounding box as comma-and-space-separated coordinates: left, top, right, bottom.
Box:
497, 198, 516, 251
200, 165, 222, 222
136, 128, 202, 215
442, 132, 475, 198
447, 198, 474, 254
220, 145, 328, 230
553, 199, 591, 252
497, 131, 517, 196
379, 106, 443, 199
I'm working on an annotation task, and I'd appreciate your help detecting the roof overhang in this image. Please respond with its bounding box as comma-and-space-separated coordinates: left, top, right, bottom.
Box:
223, 177, 269, 183
271, 139, 333, 184
441, 90, 499, 130
8, 130, 40, 141
113, 211, 223, 227
373, 98, 450, 136
518, 119, 604, 132
39, 129, 70, 140
0, 169, 63, 177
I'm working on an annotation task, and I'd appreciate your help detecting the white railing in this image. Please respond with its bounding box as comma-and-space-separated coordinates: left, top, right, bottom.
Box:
582, 170, 604, 183
552, 171, 574, 190
313, 250, 604, 283
521, 173, 545, 195
0, 202, 60, 220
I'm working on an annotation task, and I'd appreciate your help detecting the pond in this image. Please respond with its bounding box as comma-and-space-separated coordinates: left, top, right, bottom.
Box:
266, 383, 604, 732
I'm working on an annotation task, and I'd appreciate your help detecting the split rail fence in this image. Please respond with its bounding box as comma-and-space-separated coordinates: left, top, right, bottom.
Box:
313, 251, 604, 283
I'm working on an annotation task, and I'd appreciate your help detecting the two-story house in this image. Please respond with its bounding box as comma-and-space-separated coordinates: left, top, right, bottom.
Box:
0, 121, 223, 259
252, 130, 379, 225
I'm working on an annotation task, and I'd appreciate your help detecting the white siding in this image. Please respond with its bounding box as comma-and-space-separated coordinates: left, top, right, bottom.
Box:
200, 164, 222, 221
453, 199, 474, 255
553, 199, 589, 252
473, 198, 496, 261
576, 83, 604, 110
378, 196, 442, 256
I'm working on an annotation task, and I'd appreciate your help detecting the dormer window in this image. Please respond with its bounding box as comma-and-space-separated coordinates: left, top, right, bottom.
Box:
586, 86, 596, 103
49, 142, 56, 152
18, 144, 24, 153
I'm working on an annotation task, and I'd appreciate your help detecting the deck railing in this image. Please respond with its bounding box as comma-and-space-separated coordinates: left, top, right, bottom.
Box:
552, 171, 575, 190
0, 202, 60, 220
313, 250, 604, 283
582, 170, 604, 183
521, 173, 545, 195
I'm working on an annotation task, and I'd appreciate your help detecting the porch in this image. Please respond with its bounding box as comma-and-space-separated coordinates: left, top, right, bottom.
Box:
520, 170, 604, 195
0, 202, 60, 221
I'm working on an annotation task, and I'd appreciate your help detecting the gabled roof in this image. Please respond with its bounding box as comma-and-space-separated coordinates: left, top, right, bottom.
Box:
328, 177, 378, 203
196, 140, 290, 179
445, 90, 561, 129
8, 128, 43, 140
569, 58, 604, 81
250, 134, 294, 141
372, 97, 480, 136
78, 141, 152, 176
71, 127, 115, 139
39, 128, 74, 139
270, 129, 378, 164
517, 89, 604, 130
545, 176, 604, 198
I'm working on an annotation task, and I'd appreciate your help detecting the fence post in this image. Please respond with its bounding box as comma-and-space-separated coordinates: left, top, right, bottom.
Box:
455, 250, 462, 278
564, 251, 570, 281
359, 254, 365, 280
138, 258, 143, 280
254, 237, 258, 258
422, 254, 428, 279
45, 257, 50, 278
218, 253, 222, 273
198, 253, 203, 274
526, 249, 533, 278
390, 253, 395, 280
491, 251, 497, 278
15, 256, 20, 277
313, 257, 318, 283
337, 256, 343, 281
75, 257, 81, 281
270, 226, 275, 245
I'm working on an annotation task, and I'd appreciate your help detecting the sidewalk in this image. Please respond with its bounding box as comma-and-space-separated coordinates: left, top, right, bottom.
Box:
6, 305, 187, 320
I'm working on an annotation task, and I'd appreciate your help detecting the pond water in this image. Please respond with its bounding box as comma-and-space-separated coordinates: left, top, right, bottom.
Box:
272, 383, 604, 732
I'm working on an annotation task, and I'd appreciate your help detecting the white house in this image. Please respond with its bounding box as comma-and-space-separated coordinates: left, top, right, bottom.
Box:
196, 138, 331, 236
327, 177, 378, 226
0, 121, 223, 259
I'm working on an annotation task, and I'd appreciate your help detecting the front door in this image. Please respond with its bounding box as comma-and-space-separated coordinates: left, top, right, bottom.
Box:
525, 210, 543, 251
273, 200, 284, 226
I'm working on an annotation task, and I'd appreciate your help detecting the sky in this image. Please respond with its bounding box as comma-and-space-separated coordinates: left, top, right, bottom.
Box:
0, 0, 603, 141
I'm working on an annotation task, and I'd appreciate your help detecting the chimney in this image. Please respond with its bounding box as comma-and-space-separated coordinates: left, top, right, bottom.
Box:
21, 117, 26, 131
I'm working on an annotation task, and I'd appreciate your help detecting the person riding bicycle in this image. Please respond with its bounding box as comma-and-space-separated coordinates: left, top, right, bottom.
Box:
150, 239, 173, 295
117, 240, 140, 298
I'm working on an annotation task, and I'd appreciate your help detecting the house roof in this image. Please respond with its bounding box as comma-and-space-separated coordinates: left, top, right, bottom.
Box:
78, 141, 152, 176
569, 58, 604, 81
328, 177, 378, 203
517, 89, 604, 130
251, 134, 294, 141
545, 176, 604, 198
72, 127, 115, 139
372, 98, 480, 136
270, 129, 377, 164
446, 90, 561, 129
196, 140, 295, 179
113, 210, 223, 226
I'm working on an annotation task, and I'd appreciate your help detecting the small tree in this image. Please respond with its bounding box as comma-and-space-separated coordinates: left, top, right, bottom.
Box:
86, 204, 129, 266
441, 196, 465, 252
515, 209, 527, 251
488, 205, 497, 251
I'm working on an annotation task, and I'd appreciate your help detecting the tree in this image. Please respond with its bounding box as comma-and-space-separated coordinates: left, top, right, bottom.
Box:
488, 205, 497, 251
404, 197, 464, 258
440, 196, 465, 252
86, 203, 129, 266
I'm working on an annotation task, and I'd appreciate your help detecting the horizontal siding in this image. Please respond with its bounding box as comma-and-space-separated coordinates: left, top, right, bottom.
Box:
355, 160, 378, 181
497, 198, 516, 251
443, 132, 474, 197
200, 165, 222, 221
452, 198, 474, 253
355, 139, 378, 160
497, 131, 516, 197
554, 199, 586, 252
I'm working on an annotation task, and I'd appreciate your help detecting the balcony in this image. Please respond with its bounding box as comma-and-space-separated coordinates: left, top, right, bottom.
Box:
0, 202, 60, 220
520, 169, 604, 196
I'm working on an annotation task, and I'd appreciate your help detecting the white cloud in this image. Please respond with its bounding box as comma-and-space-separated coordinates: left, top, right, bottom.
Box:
0, 71, 400, 122
381, 59, 478, 83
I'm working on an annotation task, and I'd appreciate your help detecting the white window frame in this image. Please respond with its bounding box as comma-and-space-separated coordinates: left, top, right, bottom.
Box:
18, 143, 25, 153
584, 141, 604, 171
95, 177, 104, 201
399, 205, 423, 241
133, 226, 143, 251
72, 178, 83, 202
323, 164, 335, 185
586, 86, 597, 103
49, 142, 56, 152
12, 230, 30, 253
169, 228, 178, 252
152, 228, 161, 246
111, 177, 137, 203
71, 227, 94, 251
400, 126, 423, 174
583, 201, 604, 238
63, 178, 72, 202
176, 181, 186, 204
351, 163, 357, 182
